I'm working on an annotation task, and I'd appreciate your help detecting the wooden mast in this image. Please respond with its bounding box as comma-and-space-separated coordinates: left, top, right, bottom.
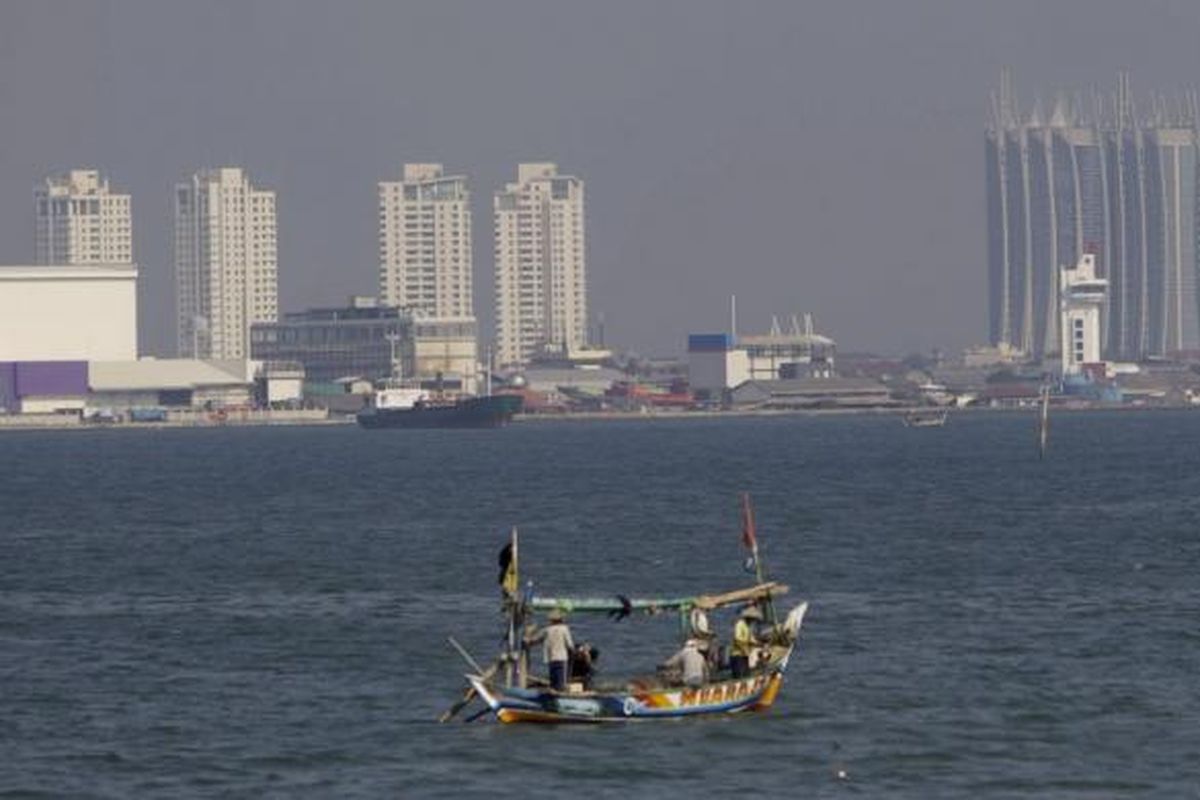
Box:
504, 526, 518, 688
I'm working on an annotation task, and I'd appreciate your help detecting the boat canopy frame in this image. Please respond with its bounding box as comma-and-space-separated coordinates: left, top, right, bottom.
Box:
527, 581, 789, 616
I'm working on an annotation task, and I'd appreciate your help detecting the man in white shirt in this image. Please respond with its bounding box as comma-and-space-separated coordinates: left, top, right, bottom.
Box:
661, 638, 707, 687
541, 608, 574, 691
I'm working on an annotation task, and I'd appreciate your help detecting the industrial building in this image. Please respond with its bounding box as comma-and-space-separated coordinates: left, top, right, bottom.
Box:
89, 359, 259, 409
687, 315, 837, 400
250, 299, 414, 385
687, 334, 749, 400
0, 361, 89, 414
250, 298, 481, 394
413, 316, 480, 394
0, 359, 300, 416
0, 265, 138, 362
729, 377, 893, 410
737, 315, 836, 381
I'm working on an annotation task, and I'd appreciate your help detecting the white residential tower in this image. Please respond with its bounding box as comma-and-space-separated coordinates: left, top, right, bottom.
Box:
493, 163, 587, 367
35, 169, 133, 265
174, 167, 278, 359
378, 163, 473, 319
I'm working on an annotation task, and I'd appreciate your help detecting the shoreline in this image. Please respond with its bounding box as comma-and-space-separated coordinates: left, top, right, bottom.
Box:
1, 401, 1196, 432
513, 403, 1199, 422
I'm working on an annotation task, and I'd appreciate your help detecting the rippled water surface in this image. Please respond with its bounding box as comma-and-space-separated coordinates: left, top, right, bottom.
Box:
3, 412, 1199, 798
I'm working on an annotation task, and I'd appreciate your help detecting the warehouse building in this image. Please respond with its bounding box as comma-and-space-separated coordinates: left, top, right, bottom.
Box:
0, 265, 137, 362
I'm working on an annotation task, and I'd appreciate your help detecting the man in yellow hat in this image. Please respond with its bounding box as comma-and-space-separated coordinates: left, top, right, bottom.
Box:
730, 605, 763, 678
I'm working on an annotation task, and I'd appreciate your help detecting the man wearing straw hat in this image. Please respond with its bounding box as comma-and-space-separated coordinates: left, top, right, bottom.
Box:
541, 608, 574, 692
730, 604, 763, 679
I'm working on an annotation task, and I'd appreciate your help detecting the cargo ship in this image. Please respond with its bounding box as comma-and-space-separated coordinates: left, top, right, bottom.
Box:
355, 383, 522, 429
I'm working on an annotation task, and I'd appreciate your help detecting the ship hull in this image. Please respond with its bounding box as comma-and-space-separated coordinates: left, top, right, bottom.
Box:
468, 647, 793, 723
356, 394, 522, 429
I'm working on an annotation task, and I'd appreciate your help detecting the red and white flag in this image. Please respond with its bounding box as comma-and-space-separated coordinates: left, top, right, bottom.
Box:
740, 492, 757, 552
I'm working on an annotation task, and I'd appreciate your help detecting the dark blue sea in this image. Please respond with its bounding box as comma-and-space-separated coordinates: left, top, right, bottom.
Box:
2, 411, 1199, 798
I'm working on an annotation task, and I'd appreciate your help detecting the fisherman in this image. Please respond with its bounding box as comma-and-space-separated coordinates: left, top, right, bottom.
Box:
690, 608, 722, 673
730, 605, 763, 678
569, 642, 599, 690
541, 609, 574, 691
697, 632, 722, 674
660, 638, 707, 687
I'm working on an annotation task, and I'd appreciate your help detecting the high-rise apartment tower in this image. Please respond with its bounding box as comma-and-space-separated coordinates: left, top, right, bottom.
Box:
173, 168, 278, 359
35, 169, 133, 265
493, 163, 587, 368
987, 71, 1200, 360
378, 163, 473, 318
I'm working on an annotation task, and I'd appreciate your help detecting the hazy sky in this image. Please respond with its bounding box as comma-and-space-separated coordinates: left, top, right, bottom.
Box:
3, 0, 1200, 357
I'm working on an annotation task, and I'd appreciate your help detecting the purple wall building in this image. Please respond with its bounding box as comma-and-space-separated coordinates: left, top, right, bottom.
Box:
0, 361, 88, 411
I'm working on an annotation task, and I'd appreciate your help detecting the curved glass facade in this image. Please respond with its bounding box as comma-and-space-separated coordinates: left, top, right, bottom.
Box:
987, 76, 1200, 360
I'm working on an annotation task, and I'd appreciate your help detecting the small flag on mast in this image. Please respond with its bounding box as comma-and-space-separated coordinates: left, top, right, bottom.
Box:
740, 492, 762, 578
740, 492, 757, 551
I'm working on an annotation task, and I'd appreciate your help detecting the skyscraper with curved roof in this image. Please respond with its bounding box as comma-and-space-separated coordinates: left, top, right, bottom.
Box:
987, 71, 1200, 360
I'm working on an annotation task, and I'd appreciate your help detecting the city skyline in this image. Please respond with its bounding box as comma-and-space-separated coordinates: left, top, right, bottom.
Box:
27, 160, 593, 369
8, 2, 1200, 358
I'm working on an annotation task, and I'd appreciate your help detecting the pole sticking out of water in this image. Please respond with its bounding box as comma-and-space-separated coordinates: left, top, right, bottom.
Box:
485, 345, 493, 397
1037, 384, 1050, 460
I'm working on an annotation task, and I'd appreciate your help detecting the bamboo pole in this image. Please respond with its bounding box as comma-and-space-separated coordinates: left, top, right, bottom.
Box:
447, 636, 486, 674
437, 661, 498, 722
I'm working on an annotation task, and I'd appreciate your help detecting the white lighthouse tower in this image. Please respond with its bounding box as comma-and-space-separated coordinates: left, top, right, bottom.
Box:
1059, 253, 1108, 375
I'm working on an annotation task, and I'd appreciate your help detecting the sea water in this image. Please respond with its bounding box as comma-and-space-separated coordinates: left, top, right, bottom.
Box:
2, 411, 1198, 797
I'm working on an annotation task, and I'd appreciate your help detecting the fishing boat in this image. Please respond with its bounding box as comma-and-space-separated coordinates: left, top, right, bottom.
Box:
901, 408, 949, 427
440, 495, 810, 724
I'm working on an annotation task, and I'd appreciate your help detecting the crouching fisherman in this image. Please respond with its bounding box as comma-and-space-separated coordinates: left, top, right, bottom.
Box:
660, 638, 708, 688
570, 642, 599, 690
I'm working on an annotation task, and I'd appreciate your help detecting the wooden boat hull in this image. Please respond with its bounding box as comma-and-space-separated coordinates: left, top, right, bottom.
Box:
468, 647, 795, 723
